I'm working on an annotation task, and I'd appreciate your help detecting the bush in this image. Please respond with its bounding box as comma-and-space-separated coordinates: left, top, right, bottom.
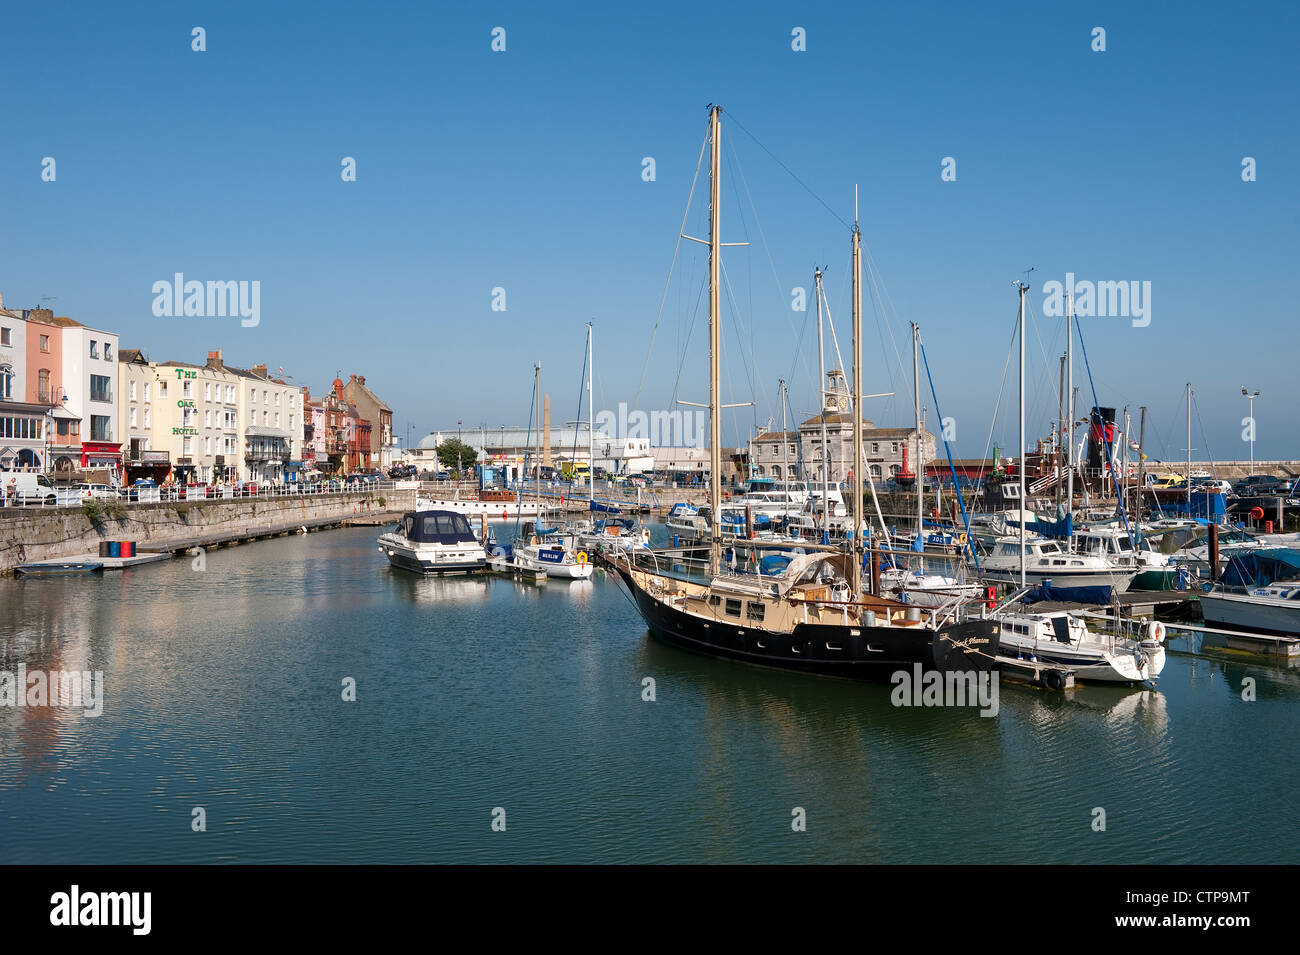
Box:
82, 499, 103, 522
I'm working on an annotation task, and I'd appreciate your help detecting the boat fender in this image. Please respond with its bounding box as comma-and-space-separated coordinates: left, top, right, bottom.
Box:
576, 551, 589, 565
1042, 669, 1066, 691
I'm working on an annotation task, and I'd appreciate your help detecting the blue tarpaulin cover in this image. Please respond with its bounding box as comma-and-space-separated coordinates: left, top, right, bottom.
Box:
1022, 581, 1113, 605
1220, 548, 1300, 588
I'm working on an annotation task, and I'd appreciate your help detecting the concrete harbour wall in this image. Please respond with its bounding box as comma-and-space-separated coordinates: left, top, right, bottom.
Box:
0, 489, 417, 575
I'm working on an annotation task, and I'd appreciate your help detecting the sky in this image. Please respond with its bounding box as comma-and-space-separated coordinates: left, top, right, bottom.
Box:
2, 0, 1296, 463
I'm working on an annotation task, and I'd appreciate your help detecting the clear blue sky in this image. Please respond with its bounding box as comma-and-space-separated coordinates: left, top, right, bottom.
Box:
2, 1, 1296, 462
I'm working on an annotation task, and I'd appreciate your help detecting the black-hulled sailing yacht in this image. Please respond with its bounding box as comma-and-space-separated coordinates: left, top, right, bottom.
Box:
611, 105, 999, 680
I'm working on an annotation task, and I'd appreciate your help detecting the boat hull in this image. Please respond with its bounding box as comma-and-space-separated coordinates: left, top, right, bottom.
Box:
1199, 592, 1300, 637
614, 565, 999, 680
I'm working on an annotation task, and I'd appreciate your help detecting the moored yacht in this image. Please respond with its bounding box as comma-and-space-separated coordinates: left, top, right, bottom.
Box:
995, 609, 1166, 683
980, 536, 1138, 591
377, 510, 487, 575
1199, 580, 1300, 637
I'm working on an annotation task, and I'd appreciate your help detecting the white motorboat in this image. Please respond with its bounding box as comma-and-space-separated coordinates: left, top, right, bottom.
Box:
377, 510, 487, 575
1073, 523, 1175, 590
572, 516, 651, 556
1199, 580, 1300, 637
879, 567, 985, 608
980, 535, 1138, 591
996, 609, 1167, 683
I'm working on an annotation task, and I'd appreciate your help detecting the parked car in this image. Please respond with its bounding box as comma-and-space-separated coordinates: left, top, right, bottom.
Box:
71, 482, 116, 501
1190, 478, 1232, 495
1232, 475, 1286, 496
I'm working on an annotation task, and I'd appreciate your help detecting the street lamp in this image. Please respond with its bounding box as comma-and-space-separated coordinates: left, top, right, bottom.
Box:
1243, 388, 1260, 476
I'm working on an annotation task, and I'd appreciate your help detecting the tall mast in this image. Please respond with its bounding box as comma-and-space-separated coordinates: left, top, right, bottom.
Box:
535, 363, 542, 510
1057, 353, 1065, 510
780, 379, 789, 521
587, 321, 594, 503
851, 201, 863, 595
815, 267, 829, 539
1137, 406, 1147, 533
1017, 280, 1029, 588
707, 105, 723, 576
912, 322, 922, 547
1122, 408, 1131, 519
1186, 382, 1192, 512
1065, 291, 1074, 518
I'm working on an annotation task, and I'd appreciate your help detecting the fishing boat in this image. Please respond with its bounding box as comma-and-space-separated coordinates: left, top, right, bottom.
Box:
614, 105, 999, 681
377, 510, 487, 575
996, 609, 1166, 683
416, 491, 552, 520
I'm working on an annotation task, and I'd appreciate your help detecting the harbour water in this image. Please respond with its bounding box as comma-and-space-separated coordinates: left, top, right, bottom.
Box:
2, 525, 1297, 864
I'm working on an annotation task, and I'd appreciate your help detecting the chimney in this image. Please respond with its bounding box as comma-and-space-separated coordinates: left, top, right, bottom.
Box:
253, 363, 267, 378
206, 348, 224, 370
358, 375, 365, 386
542, 394, 552, 468
28, 307, 53, 323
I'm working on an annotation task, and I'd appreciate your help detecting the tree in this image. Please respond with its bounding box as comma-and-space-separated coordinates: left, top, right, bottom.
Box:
436, 438, 478, 470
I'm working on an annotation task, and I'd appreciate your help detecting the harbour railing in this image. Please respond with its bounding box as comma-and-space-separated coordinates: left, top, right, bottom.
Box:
2, 479, 412, 511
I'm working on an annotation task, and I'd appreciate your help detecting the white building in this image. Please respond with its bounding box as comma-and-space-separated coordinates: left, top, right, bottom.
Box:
51, 317, 121, 475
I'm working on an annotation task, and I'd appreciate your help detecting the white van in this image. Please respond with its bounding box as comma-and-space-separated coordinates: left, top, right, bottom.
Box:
1, 471, 57, 506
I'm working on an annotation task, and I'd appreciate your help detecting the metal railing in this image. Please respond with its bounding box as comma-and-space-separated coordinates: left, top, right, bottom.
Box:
1, 478, 414, 511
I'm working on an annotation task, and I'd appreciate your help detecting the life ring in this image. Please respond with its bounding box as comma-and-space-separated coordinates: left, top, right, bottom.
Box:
1250, 506, 1265, 521
576, 551, 589, 565
957, 533, 968, 547
1147, 621, 1165, 643
1042, 669, 1067, 691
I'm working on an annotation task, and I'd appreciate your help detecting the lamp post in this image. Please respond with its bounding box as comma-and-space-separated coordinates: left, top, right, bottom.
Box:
1243, 388, 1260, 477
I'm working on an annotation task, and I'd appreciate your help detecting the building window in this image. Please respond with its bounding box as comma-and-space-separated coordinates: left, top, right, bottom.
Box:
90, 375, 113, 402
39, 334, 49, 352
275, 412, 280, 427
204, 436, 212, 455
183, 380, 192, 398
90, 340, 99, 359
90, 415, 111, 441
143, 382, 151, 402
892, 442, 899, 454
129, 408, 137, 427
183, 437, 192, 456
275, 393, 281, 406
204, 410, 212, 427
129, 380, 137, 401
0, 365, 11, 400
262, 390, 268, 404
227, 385, 235, 403
104, 343, 113, 361
159, 381, 167, 397
204, 382, 211, 401
0, 327, 9, 346
144, 409, 151, 427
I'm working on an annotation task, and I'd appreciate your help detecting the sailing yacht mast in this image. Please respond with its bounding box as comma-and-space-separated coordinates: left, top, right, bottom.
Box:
587, 322, 594, 504
1185, 382, 1192, 513
912, 322, 922, 547
707, 105, 723, 576
815, 267, 830, 539
779, 379, 790, 522
851, 197, 863, 595
534, 363, 542, 511
1017, 280, 1029, 589
1065, 291, 1074, 518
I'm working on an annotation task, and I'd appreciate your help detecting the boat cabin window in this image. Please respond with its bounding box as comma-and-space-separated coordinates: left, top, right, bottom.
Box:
708, 595, 721, 607
746, 601, 766, 621
724, 598, 742, 617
